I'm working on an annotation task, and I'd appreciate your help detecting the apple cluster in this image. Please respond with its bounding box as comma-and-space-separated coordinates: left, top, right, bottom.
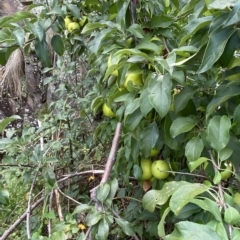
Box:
64, 15, 87, 32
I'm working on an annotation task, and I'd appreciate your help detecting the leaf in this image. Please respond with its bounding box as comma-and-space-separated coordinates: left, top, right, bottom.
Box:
207, 220, 229, 240
150, 15, 173, 28
206, 85, 240, 118
180, 16, 213, 46
50, 231, 66, 240
170, 117, 198, 138
34, 39, 51, 67
232, 105, 240, 135
115, 218, 135, 236
207, 115, 231, 151
213, 171, 221, 185
198, 27, 236, 73
185, 137, 204, 162
188, 157, 209, 172
96, 183, 110, 204
67, 4, 81, 19
0, 115, 21, 133
124, 108, 143, 131
224, 206, 240, 224
142, 181, 189, 212
98, 218, 109, 240
72, 204, 92, 215
51, 35, 64, 56
106, 178, 118, 205
85, 211, 102, 226
136, 40, 161, 54
190, 198, 222, 221
209, 0, 238, 10
219, 148, 233, 161
26, 21, 45, 41
164, 221, 221, 240
158, 207, 171, 237
140, 122, 159, 158
13, 27, 25, 47
170, 183, 209, 215
0, 189, 9, 205
232, 229, 240, 240
174, 86, 197, 112
139, 88, 153, 117
148, 74, 172, 118
127, 24, 146, 38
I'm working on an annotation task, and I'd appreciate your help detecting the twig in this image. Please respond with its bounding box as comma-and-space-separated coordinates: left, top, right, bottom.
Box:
54, 189, 64, 221
90, 122, 122, 203
82, 226, 92, 240
208, 150, 233, 238
162, 37, 170, 54
57, 186, 82, 205
48, 190, 54, 237
0, 196, 44, 240
26, 165, 41, 239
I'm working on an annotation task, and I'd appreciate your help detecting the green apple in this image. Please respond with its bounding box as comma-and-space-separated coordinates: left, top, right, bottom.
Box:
150, 148, 160, 157
233, 192, 240, 207
126, 37, 133, 48
102, 103, 115, 117
123, 72, 143, 91
141, 159, 153, 180
151, 160, 170, 180
64, 16, 72, 29
220, 162, 233, 181
68, 22, 80, 32
79, 16, 87, 26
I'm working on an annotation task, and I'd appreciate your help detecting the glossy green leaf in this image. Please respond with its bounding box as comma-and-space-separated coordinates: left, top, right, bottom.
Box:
96, 183, 110, 204
180, 16, 213, 46
164, 114, 180, 150
82, 23, 108, 34
207, 115, 231, 152
174, 86, 197, 112
35, 39, 51, 67
209, 0, 238, 10
207, 220, 228, 240
127, 24, 146, 38
232, 105, 240, 135
185, 137, 204, 162
124, 108, 143, 131
142, 181, 189, 212
148, 74, 172, 118
165, 221, 221, 240
188, 157, 209, 172
67, 4, 81, 19
136, 40, 161, 54
198, 27, 235, 73
151, 15, 172, 28
190, 198, 222, 221
206, 85, 240, 118
170, 183, 209, 215
51, 35, 64, 56
139, 88, 153, 117
219, 148, 233, 161
140, 122, 159, 158
170, 117, 197, 138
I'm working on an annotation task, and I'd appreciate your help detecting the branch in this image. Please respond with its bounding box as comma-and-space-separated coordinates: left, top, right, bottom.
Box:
90, 122, 122, 203
26, 165, 41, 239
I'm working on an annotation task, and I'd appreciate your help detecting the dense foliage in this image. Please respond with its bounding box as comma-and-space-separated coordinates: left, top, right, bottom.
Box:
1, 0, 240, 239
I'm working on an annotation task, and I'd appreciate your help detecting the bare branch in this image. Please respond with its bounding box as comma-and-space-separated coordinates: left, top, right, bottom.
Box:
54, 189, 64, 221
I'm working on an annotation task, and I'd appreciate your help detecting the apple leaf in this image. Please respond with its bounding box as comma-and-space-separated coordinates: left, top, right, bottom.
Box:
185, 136, 204, 162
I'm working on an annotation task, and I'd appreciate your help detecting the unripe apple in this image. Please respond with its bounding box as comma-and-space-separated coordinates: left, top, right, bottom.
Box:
68, 22, 80, 32
64, 17, 72, 29
124, 73, 143, 92
79, 16, 88, 26
102, 103, 115, 117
